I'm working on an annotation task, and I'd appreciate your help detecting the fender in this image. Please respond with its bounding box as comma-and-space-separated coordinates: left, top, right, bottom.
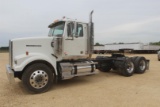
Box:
13, 53, 58, 75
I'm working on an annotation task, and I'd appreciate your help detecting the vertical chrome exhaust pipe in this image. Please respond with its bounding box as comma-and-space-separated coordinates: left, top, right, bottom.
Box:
88, 10, 94, 58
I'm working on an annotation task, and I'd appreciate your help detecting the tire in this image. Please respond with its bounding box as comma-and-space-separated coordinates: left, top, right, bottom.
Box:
22, 63, 54, 93
131, 56, 138, 62
97, 62, 112, 72
158, 56, 160, 61
120, 58, 135, 77
96, 56, 112, 72
134, 57, 147, 74
158, 53, 160, 61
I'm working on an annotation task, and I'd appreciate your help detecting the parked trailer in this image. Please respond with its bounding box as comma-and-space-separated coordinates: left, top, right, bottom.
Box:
94, 45, 105, 54
94, 43, 160, 54
105, 43, 143, 51
6, 11, 149, 93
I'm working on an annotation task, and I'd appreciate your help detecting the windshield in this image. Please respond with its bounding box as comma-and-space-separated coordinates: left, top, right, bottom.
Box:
48, 21, 65, 37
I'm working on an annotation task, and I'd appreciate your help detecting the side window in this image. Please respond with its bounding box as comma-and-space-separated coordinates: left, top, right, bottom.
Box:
67, 22, 83, 37
67, 22, 74, 37
76, 24, 83, 37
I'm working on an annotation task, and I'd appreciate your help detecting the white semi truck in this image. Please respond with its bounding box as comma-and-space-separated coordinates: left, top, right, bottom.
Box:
6, 11, 149, 93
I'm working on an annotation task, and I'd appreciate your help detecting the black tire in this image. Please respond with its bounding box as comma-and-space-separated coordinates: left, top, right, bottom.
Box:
120, 58, 135, 77
96, 56, 112, 72
158, 54, 160, 61
22, 63, 54, 93
134, 57, 147, 74
98, 62, 112, 72
131, 56, 138, 62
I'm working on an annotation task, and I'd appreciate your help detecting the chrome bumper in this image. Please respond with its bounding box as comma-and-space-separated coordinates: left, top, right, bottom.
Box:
6, 64, 15, 84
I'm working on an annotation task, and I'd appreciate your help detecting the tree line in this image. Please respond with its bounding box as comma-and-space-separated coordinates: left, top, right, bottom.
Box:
0, 47, 9, 52
150, 41, 160, 46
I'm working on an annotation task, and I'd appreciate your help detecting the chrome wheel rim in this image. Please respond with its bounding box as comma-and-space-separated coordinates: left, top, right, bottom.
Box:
139, 60, 146, 71
126, 61, 134, 73
30, 70, 48, 89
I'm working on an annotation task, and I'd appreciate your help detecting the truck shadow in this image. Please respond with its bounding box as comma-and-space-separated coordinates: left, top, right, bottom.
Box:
50, 71, 120, 91
51, 76, 99, 91
12, 75, 99, 95
12, 71, 121, 95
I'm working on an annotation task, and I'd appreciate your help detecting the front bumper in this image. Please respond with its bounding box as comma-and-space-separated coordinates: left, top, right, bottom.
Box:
6, 64, 15, 84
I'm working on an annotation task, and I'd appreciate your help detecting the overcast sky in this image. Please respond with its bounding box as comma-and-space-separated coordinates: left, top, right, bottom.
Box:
0, 0, 160, 46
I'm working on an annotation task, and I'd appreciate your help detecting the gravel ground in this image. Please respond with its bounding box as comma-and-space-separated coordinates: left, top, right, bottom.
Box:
0, 53, 160, 107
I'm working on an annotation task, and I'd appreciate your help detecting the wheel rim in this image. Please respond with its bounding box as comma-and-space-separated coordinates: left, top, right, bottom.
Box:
139, 60, 146, 71
30, 70, 49, 89
126, 61, 134, 73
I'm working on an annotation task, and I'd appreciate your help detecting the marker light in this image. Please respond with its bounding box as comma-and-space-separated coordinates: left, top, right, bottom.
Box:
26, 51, 29, 55
54, 20, 59, 23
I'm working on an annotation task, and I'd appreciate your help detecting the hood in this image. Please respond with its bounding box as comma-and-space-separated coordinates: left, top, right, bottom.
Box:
11, 36, 53, 58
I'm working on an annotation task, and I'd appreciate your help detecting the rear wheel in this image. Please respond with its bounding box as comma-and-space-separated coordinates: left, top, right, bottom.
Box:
134, 57, 147, 74
120, 58, 135, 77
158, 56, 160, 61
98, 62, 112, 72
131, 56, 138, 62
22, 63, 54, 93
96, 56, 112, 72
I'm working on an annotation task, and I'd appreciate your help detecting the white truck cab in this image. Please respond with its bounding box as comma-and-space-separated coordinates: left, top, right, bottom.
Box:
6, 11, 149, 93
48, 18, 89, 60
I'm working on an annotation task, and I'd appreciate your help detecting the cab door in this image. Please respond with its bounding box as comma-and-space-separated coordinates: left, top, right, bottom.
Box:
63, 22, 88, 59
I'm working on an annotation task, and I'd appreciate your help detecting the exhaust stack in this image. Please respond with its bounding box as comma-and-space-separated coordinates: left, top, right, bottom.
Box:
88, 10, 94, 58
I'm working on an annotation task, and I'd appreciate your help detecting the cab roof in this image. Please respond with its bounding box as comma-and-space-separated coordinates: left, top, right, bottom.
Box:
48, 18, 87, 28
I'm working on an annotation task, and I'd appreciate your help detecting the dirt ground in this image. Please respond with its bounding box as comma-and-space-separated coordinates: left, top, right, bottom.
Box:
0, 53, 160, 107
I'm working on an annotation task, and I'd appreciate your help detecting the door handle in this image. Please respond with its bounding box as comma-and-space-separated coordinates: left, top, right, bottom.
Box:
51, 42, 54, 47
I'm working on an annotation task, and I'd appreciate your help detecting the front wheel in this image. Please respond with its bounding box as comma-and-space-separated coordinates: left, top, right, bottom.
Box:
22, 63, 54, 93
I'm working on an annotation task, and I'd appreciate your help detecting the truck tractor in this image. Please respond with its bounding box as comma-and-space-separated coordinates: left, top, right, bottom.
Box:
6, 11, 149, 93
